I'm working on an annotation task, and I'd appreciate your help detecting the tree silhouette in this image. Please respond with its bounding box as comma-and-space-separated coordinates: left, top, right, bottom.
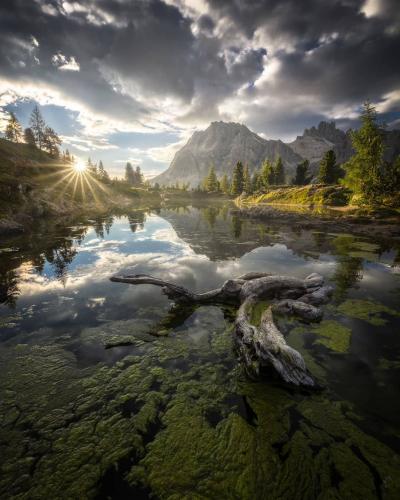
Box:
274, 157, 285, 184
293, 160, 311, 185
23, 127, 36, 147
231, 161, 244, 195
5, 112, 23, 142
29, 105, 46, 149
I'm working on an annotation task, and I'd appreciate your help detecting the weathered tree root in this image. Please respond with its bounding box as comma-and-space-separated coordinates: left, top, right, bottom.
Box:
110, 272, 333, 389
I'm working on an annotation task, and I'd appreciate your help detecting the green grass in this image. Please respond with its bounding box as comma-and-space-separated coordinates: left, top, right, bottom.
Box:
243, 184, 352, 207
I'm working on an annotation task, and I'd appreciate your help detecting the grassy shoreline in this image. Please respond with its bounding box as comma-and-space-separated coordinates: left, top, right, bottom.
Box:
237, 184, 399, 217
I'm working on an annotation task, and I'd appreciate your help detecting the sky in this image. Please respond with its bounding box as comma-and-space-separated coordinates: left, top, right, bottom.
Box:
0, 0, 399, 178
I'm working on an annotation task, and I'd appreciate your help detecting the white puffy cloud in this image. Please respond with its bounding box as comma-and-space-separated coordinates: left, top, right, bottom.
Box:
52, 53, 80, 71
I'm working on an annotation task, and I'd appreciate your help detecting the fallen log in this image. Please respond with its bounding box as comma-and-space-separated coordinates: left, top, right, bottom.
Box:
110, 272, 333, 389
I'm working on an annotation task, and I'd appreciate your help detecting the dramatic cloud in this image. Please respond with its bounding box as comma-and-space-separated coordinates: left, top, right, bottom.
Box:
0, 0, 399, 173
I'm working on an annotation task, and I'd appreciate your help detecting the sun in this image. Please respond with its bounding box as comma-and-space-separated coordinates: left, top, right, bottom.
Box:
74, 159, 87, 173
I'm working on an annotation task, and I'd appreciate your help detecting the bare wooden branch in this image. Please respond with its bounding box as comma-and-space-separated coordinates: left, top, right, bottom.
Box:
110, 271, 332, 389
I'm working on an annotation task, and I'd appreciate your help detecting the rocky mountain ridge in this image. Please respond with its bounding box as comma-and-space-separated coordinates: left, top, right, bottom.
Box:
153, 120, 400, 187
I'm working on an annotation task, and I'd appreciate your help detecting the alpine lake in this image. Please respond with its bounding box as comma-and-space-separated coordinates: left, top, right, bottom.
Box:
0, 202, 399, 500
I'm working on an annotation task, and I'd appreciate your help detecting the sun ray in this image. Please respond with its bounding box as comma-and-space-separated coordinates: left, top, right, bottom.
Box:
82, 173, 100, 204
72, 172, 81, 199
85, 171, 112, 195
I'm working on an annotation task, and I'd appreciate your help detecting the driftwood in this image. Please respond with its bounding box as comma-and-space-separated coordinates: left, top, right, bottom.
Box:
110, 272, 333, 389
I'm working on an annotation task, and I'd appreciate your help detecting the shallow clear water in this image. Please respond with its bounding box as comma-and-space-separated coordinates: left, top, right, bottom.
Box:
0, 204, 399, 499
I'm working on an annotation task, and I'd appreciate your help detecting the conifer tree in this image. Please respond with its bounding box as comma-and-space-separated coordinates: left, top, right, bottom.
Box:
24, 127, 36, 147
260, 159, 275, 188
220, 173, 230, 194
64, 149, 72, 164
231, 161, 244, 195
29, 105, 46, 149
5, 112, 23, 142
125, 162, 135, 184
135, 166, 144, 186
243, 165, 252, 193
205, 165, 218, 192
318, 150, 339, 184
274, 157, 285, 184
293, 160, 310, 185
251, 171, 262, 192
342, 102, 384, 203
98, 160, 110, 182
43, 126, 61, 157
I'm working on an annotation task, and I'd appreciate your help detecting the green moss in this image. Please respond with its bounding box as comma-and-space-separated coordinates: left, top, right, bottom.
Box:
351, 241, 380, 252
249, 300, 269, 326
243, 185, 351, 207
337, 299, 399, 326
312, 320, 352, 353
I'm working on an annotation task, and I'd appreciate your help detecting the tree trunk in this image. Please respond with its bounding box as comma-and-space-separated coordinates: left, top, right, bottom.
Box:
110, 272, 332, 389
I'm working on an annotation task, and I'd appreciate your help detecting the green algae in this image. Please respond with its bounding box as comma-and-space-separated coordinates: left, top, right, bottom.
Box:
351, 241, 381, 253
337, 299, 399, 326
311, 320, 352, 353
1, 303, 400, 499
378, 358, 400, 370
287, 325, 328, 381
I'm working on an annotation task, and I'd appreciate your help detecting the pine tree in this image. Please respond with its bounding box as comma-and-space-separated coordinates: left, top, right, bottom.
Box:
43, 127, 61, 157
86, 157, 98, 175
260, 159, 275, 188
205, 165, 218, 192
5, 112, 23, 142
24, 127, 36, 147
243, 165, 252, 193
29, 105, 46, 149
135, 166, 144, 186
274, 157, 285, 184
231, 161, 244, 195
293, 160, 310, 185
64, 149, 72, 164
342, 102, 385, 203
251, 171, 262, 192
220, 174, 230, 194
98, 160, 110, 182
378, 156, 400, 204
318, 150, 338, 184
125, 162, 135, 184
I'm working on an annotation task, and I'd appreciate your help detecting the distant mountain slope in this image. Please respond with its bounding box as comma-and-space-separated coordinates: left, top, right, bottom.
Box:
289, 122, 400, 174
153, 122, 302, 187
288, 121, 353, 170
154, 120, 400, 187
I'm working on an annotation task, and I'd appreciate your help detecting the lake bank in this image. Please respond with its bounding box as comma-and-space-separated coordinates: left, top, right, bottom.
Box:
236, 185, 400, 239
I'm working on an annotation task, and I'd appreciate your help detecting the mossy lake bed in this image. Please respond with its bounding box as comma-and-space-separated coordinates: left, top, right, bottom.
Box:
0, 204, 400, 499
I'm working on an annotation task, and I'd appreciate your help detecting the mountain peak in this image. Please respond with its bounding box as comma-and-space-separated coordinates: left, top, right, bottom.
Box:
154, 121, 302, 187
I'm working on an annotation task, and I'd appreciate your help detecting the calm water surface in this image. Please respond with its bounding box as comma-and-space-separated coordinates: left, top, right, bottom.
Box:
0, 204, 399, 499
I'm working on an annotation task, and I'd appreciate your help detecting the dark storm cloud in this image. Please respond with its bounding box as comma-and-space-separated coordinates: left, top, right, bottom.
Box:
198, 15, 215, 34
0, 0, 266, 130
0, 0, 399, 138
206, 0, 367, 41
270, 31, 400, 105
206, 0, 400, 109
